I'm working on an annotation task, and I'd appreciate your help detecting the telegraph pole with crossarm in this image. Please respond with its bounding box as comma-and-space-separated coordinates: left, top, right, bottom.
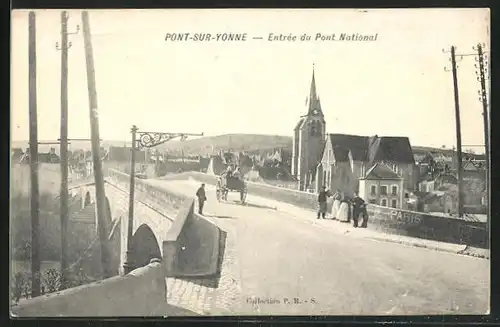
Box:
55, 11, 80, 289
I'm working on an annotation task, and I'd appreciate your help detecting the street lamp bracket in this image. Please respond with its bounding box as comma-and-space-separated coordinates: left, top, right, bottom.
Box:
136, 131, 203, 149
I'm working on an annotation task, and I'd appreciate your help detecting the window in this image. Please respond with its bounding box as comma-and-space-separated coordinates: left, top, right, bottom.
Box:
370, 185, 377, 195
381, 199, 388, 206
329, 150, 332, 158
391, 199, 397, 208
380, 185, 388, 195
369, 199, 376, 204
310, 121, 319, 136
391, 185, 398, 196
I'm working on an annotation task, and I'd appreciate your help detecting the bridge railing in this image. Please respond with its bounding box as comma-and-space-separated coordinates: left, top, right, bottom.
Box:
107, 169, 190, 216
107, 169, 222, 277
366, 203, 488, 248
163, 200, 221, 277
11, 259, 166, 317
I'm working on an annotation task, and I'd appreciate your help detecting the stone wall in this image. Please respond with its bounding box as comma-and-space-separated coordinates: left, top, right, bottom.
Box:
107, 169, 189, 218
163, 200, 222, 278
107, 170, 221, 277
366, 204, 488, 248
11, 261, 166, 317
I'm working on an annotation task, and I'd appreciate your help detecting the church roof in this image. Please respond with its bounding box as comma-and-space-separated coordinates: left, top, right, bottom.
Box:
328, 134, 415, 164
349, 147, 367, 161
363, 163, 402, 180
368, 136, 415, 164
332, 146, 350, 161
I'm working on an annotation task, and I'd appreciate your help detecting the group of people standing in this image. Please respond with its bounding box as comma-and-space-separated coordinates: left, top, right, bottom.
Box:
316, 187, 369, 228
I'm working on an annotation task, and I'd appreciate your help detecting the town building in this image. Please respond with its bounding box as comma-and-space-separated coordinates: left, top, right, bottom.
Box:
292, 66, 417, 194
358, 163, 405, 208
291, 66, 326, 191
19, 147, 61, 164
107, 145, 146, 162
316, 133, 417, 196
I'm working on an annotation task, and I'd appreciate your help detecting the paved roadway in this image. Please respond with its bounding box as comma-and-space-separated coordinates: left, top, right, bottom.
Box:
147, 178, 490, 316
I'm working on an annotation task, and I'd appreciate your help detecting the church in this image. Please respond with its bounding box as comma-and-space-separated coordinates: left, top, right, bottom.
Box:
292, 66, 417, 195
291, 66, 326, 191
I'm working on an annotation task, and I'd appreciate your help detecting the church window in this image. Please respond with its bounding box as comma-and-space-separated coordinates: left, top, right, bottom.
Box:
310, 121, 318, 136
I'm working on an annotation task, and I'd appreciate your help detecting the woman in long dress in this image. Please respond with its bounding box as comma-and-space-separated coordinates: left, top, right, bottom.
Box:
331, 190, 342, 220
337, 194, 350, 222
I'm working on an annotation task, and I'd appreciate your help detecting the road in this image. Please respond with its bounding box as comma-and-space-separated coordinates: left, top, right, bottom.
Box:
148, 178, 490, 316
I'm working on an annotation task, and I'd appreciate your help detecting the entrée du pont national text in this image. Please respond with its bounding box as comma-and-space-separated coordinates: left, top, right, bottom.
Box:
164, 32, 379, 42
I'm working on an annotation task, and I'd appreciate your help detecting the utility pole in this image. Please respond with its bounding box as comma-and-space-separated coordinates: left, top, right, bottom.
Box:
476, 43, 490, 239
81, 11, 111, 278
450, 46, 464, 218
59, 12, 69, 287
28, 11, 41, 297
123, 125, 138, 275
56, 12, 79, 288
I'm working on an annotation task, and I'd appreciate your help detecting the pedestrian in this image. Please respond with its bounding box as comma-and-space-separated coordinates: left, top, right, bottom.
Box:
331, 189, 342, 219
351, 192, 365, 228
333, 189, 342, 201
337, 193, 350, 222
196, 183, 207, 215
317, 186, 330, 219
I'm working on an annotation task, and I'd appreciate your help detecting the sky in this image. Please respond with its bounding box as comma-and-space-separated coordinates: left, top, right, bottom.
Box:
11, 9, 490, 151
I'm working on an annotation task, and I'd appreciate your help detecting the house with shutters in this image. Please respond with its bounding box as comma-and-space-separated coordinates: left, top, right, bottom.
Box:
316, 133, 417, 197
358, 163, 405, 208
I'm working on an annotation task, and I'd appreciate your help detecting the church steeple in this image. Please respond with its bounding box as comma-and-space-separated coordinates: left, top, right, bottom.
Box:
307, 64, 322, 115
310, 65, 317, 100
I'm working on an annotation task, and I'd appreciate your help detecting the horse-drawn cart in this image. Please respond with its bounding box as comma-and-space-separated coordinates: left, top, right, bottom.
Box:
216, 173, 248, 204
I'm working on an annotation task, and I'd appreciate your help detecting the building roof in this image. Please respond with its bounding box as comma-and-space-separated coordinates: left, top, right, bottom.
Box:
328, 133, 415, 164
332, 146, 350, 161
349, 147, 366, 161
368, 136, 415, 164
463, 159, 486, 171
362, 163, 402, 180
435, 173, 458, 184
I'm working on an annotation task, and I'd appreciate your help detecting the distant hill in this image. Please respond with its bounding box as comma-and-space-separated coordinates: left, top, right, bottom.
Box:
12, 134, 484, 158
10, 134, 293, 157
156, 134, 293, 156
